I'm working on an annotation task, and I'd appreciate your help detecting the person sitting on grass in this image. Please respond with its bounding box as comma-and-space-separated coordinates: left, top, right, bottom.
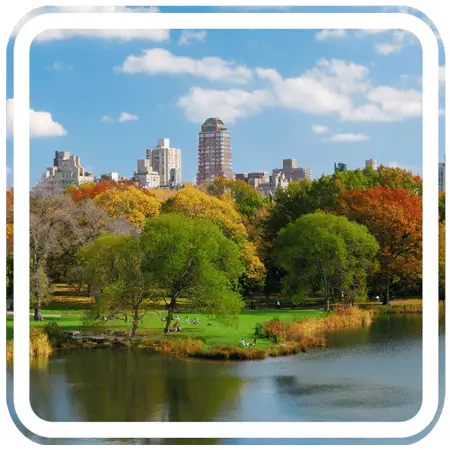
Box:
172, 321, 180, 332
240, 338, 251, 347
184, 316, 190, 324
250, 338, 257, 347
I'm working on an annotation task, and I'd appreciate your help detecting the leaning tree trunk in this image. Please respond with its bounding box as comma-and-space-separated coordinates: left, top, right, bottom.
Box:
164, 295, 176, 334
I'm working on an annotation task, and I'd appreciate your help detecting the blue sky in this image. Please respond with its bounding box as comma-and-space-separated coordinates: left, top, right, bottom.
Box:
5, 5, 446, 186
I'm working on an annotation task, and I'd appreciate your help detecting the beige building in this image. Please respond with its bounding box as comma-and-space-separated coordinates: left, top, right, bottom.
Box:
146, 138, 182, 187
134, 159, 160, 189
278, 159, 312, 181
365, 159, 378, 170
42, 151, 94, 187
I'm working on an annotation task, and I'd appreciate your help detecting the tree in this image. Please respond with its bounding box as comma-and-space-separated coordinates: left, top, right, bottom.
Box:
29, 182, 78, 320
77, 234, 130, 304
439, 192, 445, 223
204, 177, 269, 221
45, 198, 135, 282
336, 187, 422, 303
30, 266, 52, 319
6, 255, 13, 310
94, 186, 161, 229
274, 213, 379, 311
164, 187, 266, 292
80, 235, 152, 336
140, 214, 244, 333
439, 222, 445, 300
6, 189, 13, 255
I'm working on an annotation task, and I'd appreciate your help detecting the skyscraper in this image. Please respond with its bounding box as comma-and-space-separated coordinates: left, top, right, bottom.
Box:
146, 138, 182, 187
197, 117, 232, 185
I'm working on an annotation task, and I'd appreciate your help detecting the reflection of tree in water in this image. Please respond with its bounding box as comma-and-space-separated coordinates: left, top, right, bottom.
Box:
31, 349, 243, 424
161, 356, 244, 422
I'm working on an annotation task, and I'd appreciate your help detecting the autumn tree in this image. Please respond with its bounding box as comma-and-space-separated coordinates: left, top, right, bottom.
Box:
439, 192, 445, 223
6, 189, 13, 255
94, 186, 161, 229
29, 181, 77, 320
336, 187, 422, 303
439, 222, 445, 300
141, 214, 244, 333
274, 213, 379, 311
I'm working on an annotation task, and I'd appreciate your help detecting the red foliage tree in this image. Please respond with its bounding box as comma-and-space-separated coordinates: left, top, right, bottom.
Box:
68, 179, 155, 203
336, 187, 422, 302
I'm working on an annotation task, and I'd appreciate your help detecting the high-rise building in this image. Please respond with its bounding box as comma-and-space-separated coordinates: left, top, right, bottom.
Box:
365, 159, 378, 170
274, 158, 312, 181
134, 159, 160, 188
197, 117, 232, 185
42, 151, 94, 186
146, 138, 182, 187
439, 160, 445, 192
334, 162, 347, 173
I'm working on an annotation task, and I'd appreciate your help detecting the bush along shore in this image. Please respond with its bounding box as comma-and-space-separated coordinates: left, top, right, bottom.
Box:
7, 307, 375, 363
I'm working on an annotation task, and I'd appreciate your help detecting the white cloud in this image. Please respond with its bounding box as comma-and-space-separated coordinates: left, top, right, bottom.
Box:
45, 62, 73, 71
315, 29, 347, 41
115, 48, 253, 84
440, 109, 445, 116
7, 166, 12, 176
177, 87, 273, 124
17, 6, 169, 42
324, 133, 370, 143
312, 125, 329, 135
177, 58, 422, 125
118, 112, 138, 122
6, 98, 67, 138
101, 112, 138, 123
177, 30, 207, 46
387, 161, 407, 170
374, 31, 414, 55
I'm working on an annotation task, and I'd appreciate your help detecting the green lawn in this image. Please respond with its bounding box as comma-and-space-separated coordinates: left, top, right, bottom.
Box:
7, 308, 325, 348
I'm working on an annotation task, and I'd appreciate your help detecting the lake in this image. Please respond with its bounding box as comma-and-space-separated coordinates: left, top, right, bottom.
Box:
7, 313, 445, 444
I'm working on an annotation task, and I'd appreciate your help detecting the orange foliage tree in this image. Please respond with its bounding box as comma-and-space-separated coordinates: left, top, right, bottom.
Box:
336, 187, 422, 302
68, 179, 156, 203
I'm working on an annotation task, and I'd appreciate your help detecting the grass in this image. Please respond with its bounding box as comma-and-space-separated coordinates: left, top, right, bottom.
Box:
7, 328, 52, 364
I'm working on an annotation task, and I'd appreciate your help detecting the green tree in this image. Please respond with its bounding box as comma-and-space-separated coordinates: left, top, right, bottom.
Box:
439, 193, 445, 223
30, 266, 52, 318
439, 222, 445, 300
77, 234, 130, 303
140, 214, 244, 332
6, 255, 13, 309
274, 213, 379, 311
79, 234, 152, 336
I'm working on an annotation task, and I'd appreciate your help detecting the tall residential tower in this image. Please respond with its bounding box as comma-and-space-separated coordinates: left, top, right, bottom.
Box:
146, 138, 182, 187
197, 117, 232, 185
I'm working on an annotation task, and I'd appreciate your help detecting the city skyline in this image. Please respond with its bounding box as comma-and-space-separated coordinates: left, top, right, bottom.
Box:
5, 6, 446, 187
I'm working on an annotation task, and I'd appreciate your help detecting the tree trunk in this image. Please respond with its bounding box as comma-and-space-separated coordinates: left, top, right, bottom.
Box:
164, 295, 176, 333
382, 274, 391, 306
325, 298, 330, 312
33, 305, 43, 321
131, 307, 139, 337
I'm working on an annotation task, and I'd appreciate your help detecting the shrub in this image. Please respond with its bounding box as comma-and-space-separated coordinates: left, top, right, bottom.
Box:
44, 321, 70, 346
30, 329, 53, 357
254, 322, 265, 338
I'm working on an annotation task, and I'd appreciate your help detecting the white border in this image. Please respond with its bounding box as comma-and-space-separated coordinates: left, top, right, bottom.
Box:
13, 12, 439, 439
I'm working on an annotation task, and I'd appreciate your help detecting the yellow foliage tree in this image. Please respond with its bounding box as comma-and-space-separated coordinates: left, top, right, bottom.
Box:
164, 187, 247, 242
94, 186, 161, 229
